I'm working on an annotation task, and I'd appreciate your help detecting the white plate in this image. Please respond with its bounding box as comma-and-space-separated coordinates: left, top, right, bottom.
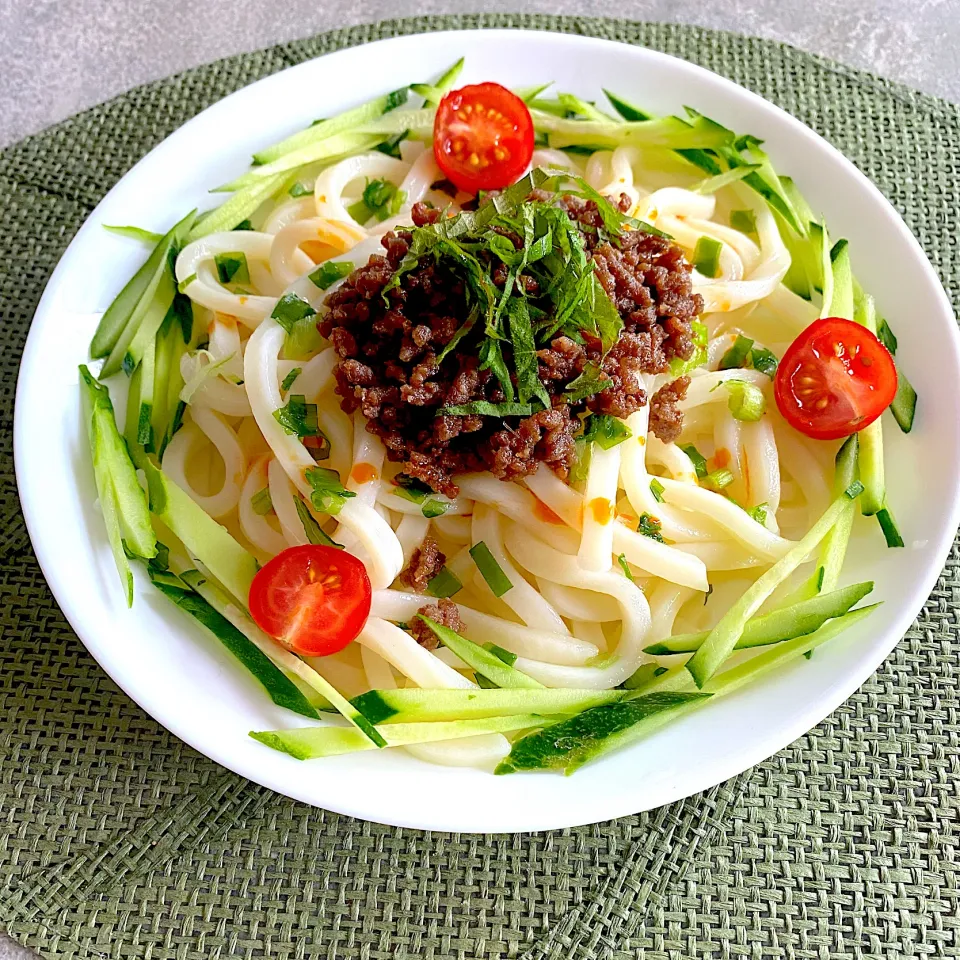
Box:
14, 30, 960, 832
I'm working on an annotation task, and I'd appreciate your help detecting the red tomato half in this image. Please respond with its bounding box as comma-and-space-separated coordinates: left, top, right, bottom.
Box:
774, 317, 897, 441
433, 82, 534, 193
249, 545, 371, 657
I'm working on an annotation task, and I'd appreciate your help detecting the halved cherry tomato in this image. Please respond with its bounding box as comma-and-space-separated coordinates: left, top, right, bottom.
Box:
248, 545, 371, 657
433, 82, 534, 193
774, 317, 897, 441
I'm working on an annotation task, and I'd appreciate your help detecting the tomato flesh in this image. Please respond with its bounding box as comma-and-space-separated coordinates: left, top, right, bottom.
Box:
433, 82, 534, 193
774, 317, 897, 440
248, 545, 371, 657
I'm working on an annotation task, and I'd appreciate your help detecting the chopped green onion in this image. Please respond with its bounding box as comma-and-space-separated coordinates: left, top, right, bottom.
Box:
692, 236, 723, 278
421, 499, 449, 520
305, 466, 355, 515
271, 292, 316, 333
288, 181, 312, 197
703, 468, 734, 491
280, 367, 302, 392
178, 273, 197, 293
349, 179, 406, 224
390, 473, 430, 502
294, 498, 343, 548
469, 541, 513, 598
582, 414, 632, 450
729, 209, 757, 234
251, 487, 273, 516
617, 553, 635, 583
426, 566, 462, 599
747, 502, 768, 526
637, 514, 665, 542
668, 320, 708, 376
308, 260, 352, 290
649, 478, 665, 503
273, 394, 327, 441
235, 219, 254, 231
681, 444, 709, 479
749, 346, 778, 377
214, 251, 250, 285
723, 380, 766, 421
719, 335, 754, 370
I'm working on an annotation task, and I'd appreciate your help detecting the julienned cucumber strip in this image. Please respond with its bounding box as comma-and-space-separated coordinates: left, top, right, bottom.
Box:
149, 573, 319, 719
352, 687, 625, 724
143, 461, 259, 605
418, 616, 543, 689
643, 580, 873, 655
178, 568, 384, 746
90, 229, 169, 359
635, 605, 879, 699
876, 506, 905, 548
122, 250, 178, 377
686, 486, 863, 688
531, 111, 735, 151
80, 367, 156, 550
187, 173, 286, 241
410, 57, 465, 106
217, 132, 384, 192
556, 93, 614, 123
825, 239, 854, 320
853, 294, 885, 516
495, 693, 709, 775
252, 714, 546, 760
136, 333, 156, 450
252, 87, 409, 166
97, 209, 195, 377
890, 373, 918, 433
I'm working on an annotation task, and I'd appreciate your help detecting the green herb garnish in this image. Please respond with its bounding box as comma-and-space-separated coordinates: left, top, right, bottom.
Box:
719, 335, 754, 370
305, 466, 355, 515
426, 566, 462, 599
280, 367, 302, 392
582, 413, 632, 450
214, 252, 250, 285
294, 498, 343, 548
650, 478, 665, 503
637, 513, 665, 542
271, 292, 316, 333
308, 260, 352, 290
617, 553, 635, 582
273, 394, 327, 443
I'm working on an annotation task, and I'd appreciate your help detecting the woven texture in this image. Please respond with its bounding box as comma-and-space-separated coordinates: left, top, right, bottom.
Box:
1, 14, 959, 959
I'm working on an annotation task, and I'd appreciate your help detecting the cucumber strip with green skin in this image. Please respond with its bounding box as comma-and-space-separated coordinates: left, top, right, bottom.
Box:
816, 435, 860, 594
418, 616, 544, 689
178, 568, 383, 744
98, 210, 195, 376
639, 603, 880, 699
643, 581, 873, 655
356, 109, 436, 139
694, 164, 760, 195
80, 365, 156, 558
143, 462, 259, 605
216, 132, 384, 192
890, 372, 918, 433
531, 111, 735, 151
104, 224, 163, 245
686, 488, 861, 687
252, 88, 409, 166
149, 314, 174, 449
556, 93, 615, 123
876, 505, 905, 547
81, 381, 132, 604
187, 174, 286, 241
136, 332, 155, 450
495, 693, 710, 775
410, 57, 465, 105
90, 231, 169, 359
252, 713, 547, 760
123, 361, 143, 463
351, 688, 625, 724
150, 574, 319, 719
817, 224, 834, 317
825, 239, 854, 319
852, 294, 886, 515
621, 662, 669, 690
603, 89, 651, 122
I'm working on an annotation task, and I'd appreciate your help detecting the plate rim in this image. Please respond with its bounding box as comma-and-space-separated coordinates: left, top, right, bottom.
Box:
14, 27, 960, 832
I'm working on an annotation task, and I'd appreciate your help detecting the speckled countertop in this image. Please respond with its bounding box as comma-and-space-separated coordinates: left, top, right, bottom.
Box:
1, 1, 957, 957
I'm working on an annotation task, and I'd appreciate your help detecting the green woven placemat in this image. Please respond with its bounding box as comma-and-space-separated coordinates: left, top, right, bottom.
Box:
1, 14, 958, 960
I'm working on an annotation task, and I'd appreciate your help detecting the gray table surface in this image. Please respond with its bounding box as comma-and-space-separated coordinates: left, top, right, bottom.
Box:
1, 1, 957, 957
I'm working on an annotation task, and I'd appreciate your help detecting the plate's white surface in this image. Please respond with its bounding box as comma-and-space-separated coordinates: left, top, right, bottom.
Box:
14, 30, 960, 832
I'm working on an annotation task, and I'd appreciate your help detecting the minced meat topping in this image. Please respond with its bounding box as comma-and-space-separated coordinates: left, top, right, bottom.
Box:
320, 177, 703, 496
